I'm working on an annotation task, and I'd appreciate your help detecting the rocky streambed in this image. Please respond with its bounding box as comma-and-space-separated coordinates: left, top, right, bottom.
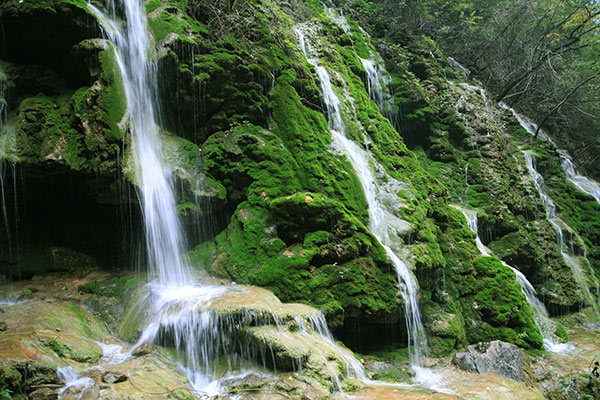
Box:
0, 269, 598, 399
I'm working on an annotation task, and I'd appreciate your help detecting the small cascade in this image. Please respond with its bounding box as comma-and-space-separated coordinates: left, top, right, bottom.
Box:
360, 55, 398, 127
321, 1, 352, 35
500, 103, 600, 315
96, 342, 132, 365
499, 102, 555, 144
134, 284, 365, 393
321, 2, 398, 127
295, 26, 427, 365
447, 56, 471, 79
558, 149, 600, 204
306, 313, 367, 381
57, 366, 96, 398
522, 152, 599, 317
454, 206, 570, 350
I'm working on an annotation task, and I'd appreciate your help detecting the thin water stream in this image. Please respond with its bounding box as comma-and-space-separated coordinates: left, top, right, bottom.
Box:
499, 104, 599, 317
296, 25, 427, 366
522, 151, 599, 317
455, 206, 571, 352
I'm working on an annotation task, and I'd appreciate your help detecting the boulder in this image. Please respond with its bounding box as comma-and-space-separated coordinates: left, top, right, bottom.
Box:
102, 372, 128, 384
364, 360, 412, 383
131, 340, 152, 357
452, 340, 534, 385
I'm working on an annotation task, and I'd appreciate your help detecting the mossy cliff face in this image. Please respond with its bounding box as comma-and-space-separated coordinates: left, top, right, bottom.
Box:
1, 0, 562, 357
154, 0, 544, 353
402, 70, 599, 315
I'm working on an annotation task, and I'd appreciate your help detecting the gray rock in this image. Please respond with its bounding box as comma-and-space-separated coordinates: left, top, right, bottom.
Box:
102, 372, 127, 384
131, 339, 152, 357
452, 340, 533, 384
0, 321, 7, 332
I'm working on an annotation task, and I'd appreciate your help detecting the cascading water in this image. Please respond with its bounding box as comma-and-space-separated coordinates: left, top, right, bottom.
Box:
296, 26, 427, 365
523, 151, 599, 318
89, 0, 189, 288
322, 3, 398, 129
499, 104, 600, 317
558, 149, 600, 204
360, 56, 397, 128
455, 206, 571, 351
90, 2, 364, 393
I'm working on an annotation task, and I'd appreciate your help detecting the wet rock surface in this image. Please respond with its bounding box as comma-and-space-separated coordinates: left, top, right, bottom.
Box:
452, 340, 533, 384
0, 272, 599, 399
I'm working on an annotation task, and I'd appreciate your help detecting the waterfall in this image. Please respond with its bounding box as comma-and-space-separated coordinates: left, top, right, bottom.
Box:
296, 26, 427, 365
0, 65, 18, 265
360, 56, 398, 128
500, 103, 600, 317
89, 0, 190, 288
89, 0, 226, 391
455, 206, 571, 351
558, 149, 600, 204
89, 2, 364, 393
522, 152, 599, 317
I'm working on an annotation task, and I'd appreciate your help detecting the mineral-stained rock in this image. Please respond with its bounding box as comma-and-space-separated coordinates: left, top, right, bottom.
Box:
452, 340, 534, 385
29, 387, 59, 400
131, 340, 152, 357
102, 371, 128, 384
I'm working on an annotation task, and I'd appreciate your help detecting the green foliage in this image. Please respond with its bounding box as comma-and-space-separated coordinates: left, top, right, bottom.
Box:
0, 389, 11, 400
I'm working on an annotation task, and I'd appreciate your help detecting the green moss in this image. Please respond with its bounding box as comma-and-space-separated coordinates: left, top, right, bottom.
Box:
16, 93, 86, 170
147, 1, 208, 44
554, 323, 569, 343
42, 338, 68, 357
96, 46, 127, 140
118, 285, 149, 342
270, 68, 368, 221
63, 303, 107, 340
467, 257, 543, 349
0, 361, 21, 392
79, 275, 140, 298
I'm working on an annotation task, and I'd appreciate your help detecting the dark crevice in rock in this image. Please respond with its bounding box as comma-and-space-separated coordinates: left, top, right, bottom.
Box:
0, 163, 142, 279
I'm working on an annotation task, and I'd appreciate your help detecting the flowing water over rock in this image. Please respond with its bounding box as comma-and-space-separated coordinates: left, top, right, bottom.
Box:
454, 205, 571, 351
500, 103, 600, 318
90, 0, 364, 393
523, 151, 599, 317
89, 0, 190, 287
558, 149, 600, 204
360, 55, 397, 127
295, 24, 427, 365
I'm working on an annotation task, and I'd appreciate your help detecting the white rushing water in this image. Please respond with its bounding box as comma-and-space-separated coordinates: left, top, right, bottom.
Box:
522, 151, 599, 317
89, 0, 189, 288
296, 26, 427, 365
57, 366, 96, 398
90, 1, 366, 393
499, 103, 600, 318
455, 206, 572, 351
558, 149, 600, 204
360, 56, 397, 127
